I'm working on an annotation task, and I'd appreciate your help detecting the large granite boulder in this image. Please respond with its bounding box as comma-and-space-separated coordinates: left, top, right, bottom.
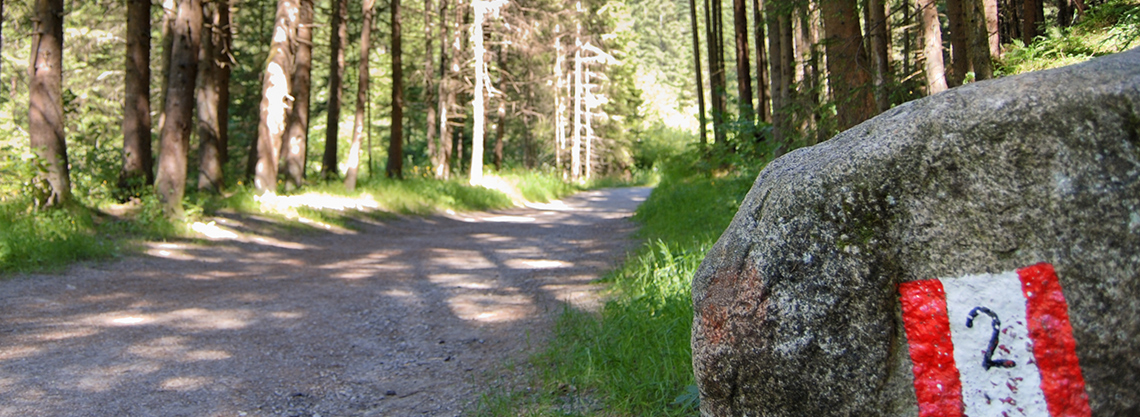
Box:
692, 49, 1140, 415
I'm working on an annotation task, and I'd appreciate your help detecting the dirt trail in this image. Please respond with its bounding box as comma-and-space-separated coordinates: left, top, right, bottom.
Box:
0, 187, 651, 417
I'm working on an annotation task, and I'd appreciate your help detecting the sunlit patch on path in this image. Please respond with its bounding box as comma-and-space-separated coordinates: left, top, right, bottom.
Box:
0, 187, 651, 417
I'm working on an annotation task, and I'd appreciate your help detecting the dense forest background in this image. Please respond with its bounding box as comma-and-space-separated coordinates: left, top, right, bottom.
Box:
1, 0, 1136, 213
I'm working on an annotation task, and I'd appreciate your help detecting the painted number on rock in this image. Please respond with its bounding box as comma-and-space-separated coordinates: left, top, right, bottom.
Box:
899, 263, 1091, 417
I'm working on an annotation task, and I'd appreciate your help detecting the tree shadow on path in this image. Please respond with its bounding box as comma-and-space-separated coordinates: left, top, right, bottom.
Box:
0, 187, 651, 417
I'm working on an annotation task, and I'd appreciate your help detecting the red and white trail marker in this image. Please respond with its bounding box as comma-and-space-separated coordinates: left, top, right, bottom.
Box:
899, 263, 1091, 417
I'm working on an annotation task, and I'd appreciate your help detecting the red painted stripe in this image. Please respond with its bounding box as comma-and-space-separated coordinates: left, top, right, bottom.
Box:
1019, 263, 1092, 417
900, 279, 964, 417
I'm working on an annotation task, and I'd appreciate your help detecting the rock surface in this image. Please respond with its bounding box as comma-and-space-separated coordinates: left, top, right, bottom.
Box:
692, 49, 1140, 415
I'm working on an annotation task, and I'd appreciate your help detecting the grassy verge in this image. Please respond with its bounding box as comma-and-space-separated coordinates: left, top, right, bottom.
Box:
1, 169, 632, 275
474, 162, 756, 416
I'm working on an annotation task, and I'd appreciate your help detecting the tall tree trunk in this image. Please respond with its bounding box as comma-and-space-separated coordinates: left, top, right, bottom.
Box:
436, 0, 453, 179
254, 0, 298, 194
158, 0, 177, 136
197, 0, 226, 192
155, 0, 202, 214
492, 46, 506, 172
387, 0, 404, 179
1, 0, 5, 82
571, 43, 582, 180
1057, 0, 1072, 27
553, 34, 566, 169
217, 2, 231, 165
820, 0, 875, 131
344, 0, 375, 191
423, 0, 439, 178
946, 0, 968, 86
283, 0, 313, 190
984, 0, 999, 58
903, 0, 912, 78
690, 0, 709, 146
1021, 0, 1037, 44
867, 0, 890, 111
28, 0, 70, 207
322, 0, 348, 180
121, 0, 154, 192
752, 0, 770, 124
766, 0, 790, 146
793, 5, 823, 143
706, 0, 725, 146
584, 68, 592, 180
967, 0, 993, 80
918, 0, 948, 94
732, 0, 754, 139
705, 0, 727, 148
807, 7, 826, 145
470, 0, 498, 184
493, 100, 505, 171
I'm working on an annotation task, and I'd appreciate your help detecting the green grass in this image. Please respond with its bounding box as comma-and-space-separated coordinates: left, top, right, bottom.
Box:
0, 200, 116, 273
0, 168, 632, 275
997, 0, 1140, 75
474, 163, 757, 416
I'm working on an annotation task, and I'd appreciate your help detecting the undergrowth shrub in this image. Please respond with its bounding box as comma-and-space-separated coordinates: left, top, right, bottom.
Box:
0, 199, 114, 273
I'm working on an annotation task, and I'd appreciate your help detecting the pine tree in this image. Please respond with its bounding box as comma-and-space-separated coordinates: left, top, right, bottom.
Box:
28, 0, 70, 207
155, 0, 203, 214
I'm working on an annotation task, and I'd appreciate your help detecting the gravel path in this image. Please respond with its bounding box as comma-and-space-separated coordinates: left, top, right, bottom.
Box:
0, 187, 651, 417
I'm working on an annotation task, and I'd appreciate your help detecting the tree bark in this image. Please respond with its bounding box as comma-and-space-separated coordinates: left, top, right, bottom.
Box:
1, 0, 5, 81
217, 2, 231, 165
967, 0, 993, 80
1022, 0, 1037, 44
917, 0, 948, 94
470, 0, 499, 184
820, 0, 875, 131
492, 46, 506, 172
867, 0, 891, 111
447, 0, 467, 177
423, 0, 439, 178
158, 0, 177, 135
705, 0, 727, 148
321, 0, 347, 180
691, 0, 709, 146
571, 43, 582, 180
732, 0, 754, 136
766, 0, 790, 145
28, 0, 70, 207
752, 0, 770, 124
387, 0, 405, 179
985, 0, 999, 58
553, 34, 566, 169
1057, 0, 1072, 27
254, 0, 298, 194
946, 0, 968, 86
121, 0, 154, 192
714, 0, 729, 147
806, 7, 826, 145
283, 0, 313, 190
196, 0, 229, 193
344, 0, 375, 191
436, 0, 453, 179
155, 0, 202, 215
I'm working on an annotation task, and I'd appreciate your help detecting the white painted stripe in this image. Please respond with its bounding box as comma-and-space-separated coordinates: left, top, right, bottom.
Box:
941, 271, 1049, 416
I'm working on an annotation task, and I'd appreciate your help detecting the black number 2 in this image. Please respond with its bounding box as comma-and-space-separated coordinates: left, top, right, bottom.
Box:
966, 306, 1016, 370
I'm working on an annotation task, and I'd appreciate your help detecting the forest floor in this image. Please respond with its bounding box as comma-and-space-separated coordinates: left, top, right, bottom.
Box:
0, 187, 651, 417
